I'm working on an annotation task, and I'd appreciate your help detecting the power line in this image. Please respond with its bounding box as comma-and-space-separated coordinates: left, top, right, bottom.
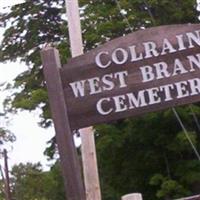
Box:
189, 105, 200, 133
114, 0, 133, 32
172, 107, 200, 161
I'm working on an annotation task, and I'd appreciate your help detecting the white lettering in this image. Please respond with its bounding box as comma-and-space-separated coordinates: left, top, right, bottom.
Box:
161, 38, 177, 55
88, 77, 102, 95
96, 98, 113, 115
114, 71, 128, 88
95, 51, 111, 68
188, 78, 200, 95
69, 80, 86, 98
160, 84, 174, 101
172, 59, 188, 76
112, 48, 128, 65
175, 81, 189, 98
102, 74, 114, 91
176, 34, 186, 51
127, 91, 147, 108
187, 30, 200, 48
146, 87, 161, 105
113, 95, 127, 112
140, 65, 154, 82
143, 41, 159, 58
154, 62, 171, 79
129, 45, 143, 62
188, 54, 200, 72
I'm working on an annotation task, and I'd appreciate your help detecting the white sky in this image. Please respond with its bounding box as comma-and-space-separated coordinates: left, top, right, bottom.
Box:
0, 0, 55, 170
0, 0, 25, 8
0, 53, 55, 170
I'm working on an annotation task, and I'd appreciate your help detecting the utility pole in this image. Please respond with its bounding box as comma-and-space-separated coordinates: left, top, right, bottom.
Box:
3, 149, 11, 200
0, 164, 5, 197
65, 1, 101, 200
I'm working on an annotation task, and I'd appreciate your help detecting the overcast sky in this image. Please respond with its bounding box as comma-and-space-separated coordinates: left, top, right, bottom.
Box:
0, 0, 55, 170
0, 54, 55, 170
0, 0, 25, 8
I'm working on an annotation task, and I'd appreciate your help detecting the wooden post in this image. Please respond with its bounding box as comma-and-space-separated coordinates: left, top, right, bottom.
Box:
65, 1, 101, 200
64, 0, 83, 57
41, 48, 86, 200
0, 165, 5, 198
3, 149, 11, 200
121, 193, 143, 200
80, 127, 101, 200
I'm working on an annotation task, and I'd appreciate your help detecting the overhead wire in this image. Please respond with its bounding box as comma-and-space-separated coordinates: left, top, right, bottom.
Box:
114, 0, 133, 32
172, 107, 200, 161
189, 104, 200, 133
114, 0, 200, 161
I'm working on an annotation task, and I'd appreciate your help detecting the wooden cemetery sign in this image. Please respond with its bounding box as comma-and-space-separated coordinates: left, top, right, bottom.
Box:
41, 24, 200, 200
61, 24, 200, 129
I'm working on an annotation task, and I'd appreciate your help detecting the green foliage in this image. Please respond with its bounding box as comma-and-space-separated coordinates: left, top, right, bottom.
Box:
150, 174, 191, 199
0, 179, 5, 200
1, 0, 200, 200
0, 0, 69, 127
11, 162, 65, 200
0, 113, 16, 146
95, 108, 200, 200
0, 127, 16, 145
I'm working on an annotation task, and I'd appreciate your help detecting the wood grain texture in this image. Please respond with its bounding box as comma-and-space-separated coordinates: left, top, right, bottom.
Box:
60, 24, 200, 129
65, 0, 83, 57
80, 127, 102, 200
41, 48, 86, 200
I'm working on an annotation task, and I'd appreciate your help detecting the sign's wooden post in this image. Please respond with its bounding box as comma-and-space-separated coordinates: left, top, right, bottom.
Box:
80, 127, 101, 200
65, 1, 101, 200
41, 48, 86, 200
121, 193, 143, 200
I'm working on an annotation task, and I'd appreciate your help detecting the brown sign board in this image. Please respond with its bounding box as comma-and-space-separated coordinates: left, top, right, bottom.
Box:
60, 24, 200, 130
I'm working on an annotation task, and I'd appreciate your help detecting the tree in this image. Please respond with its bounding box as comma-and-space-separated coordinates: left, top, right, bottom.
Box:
0, 0, 200, 199
0, 0, 69, 128
0, 133, 15, 200
95, 106, 200, 200
0, 110, 16, 146
10, 162, 65, 200
0, 179, 4, 200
